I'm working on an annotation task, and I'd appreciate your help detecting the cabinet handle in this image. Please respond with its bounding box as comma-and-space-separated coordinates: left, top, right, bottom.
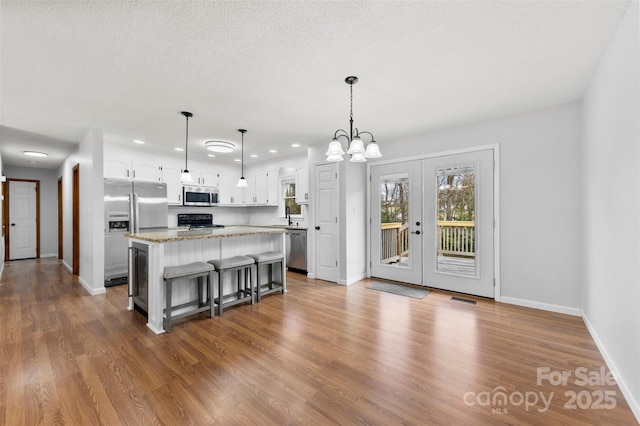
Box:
127, 169, 130, 178
133, 170, 136, 179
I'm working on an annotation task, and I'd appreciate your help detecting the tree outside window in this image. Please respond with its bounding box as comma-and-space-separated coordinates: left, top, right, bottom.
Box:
283, 180, 301, 215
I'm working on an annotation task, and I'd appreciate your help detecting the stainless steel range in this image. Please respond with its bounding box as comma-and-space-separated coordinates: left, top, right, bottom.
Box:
177, 213, 224, 229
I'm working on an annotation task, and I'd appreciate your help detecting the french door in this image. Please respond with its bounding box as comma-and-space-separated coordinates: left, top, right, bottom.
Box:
423, 150, 494, 297
370, 160, 423, 284
370, 149, 495, 298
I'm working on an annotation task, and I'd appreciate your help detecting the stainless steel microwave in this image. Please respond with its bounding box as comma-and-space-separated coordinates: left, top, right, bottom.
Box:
183, 186, 219, 207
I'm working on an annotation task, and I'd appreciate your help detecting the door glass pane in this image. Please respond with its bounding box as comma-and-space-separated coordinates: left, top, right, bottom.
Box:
436, 165, 477, 276
379, 173, 410, 268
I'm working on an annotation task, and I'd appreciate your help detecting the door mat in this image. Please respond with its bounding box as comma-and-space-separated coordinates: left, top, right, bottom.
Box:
366, 281, 431, 299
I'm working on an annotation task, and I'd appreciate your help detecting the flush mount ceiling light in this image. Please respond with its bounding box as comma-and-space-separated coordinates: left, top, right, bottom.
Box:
236, 129, 248, 188
180, 111, 193, 183
23, 151, 48, 157
206, 140, 235, 153
326, 76, 381, 162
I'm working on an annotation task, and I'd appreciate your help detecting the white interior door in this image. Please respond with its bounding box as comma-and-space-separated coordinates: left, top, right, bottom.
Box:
423, 150, 494, 297
314, 163, 338, 282
9, 181, 37, 260
370, 160, 423, 285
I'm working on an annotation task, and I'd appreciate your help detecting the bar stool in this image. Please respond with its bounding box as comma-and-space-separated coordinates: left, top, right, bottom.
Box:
207, 256, 255, 316
247, 251, 285, 302
163, 261, 215, 332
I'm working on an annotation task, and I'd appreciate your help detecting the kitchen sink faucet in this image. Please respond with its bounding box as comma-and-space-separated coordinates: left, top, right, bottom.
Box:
286, 206, 292, 226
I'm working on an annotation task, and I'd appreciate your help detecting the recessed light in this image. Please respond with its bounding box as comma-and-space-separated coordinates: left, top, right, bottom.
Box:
234, 159, 241, 162
207, 154, 216, 158
206, 140, 235, 153
269, 149, 277, 153
133, 140, 145, 144
174, 147, 184, 152
250, 154, 258, 158
23, 151, 48, 157
291, 143, 301, 148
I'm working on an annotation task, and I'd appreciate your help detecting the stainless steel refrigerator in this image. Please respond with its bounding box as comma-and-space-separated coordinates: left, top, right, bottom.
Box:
104, 179, 168, 287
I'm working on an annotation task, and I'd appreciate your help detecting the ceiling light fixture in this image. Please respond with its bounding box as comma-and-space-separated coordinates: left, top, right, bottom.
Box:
326, 76, 381, 162
237, 129, 248, 188
23, 151, 48, 157
180, 111, 193, 183
206, 140, 235, 153
133, 139, 145, 144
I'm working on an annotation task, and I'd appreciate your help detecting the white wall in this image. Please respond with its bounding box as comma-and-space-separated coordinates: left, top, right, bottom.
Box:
3, 166, 59, 257
582, 0, 640, 419
58, 128, 105, 295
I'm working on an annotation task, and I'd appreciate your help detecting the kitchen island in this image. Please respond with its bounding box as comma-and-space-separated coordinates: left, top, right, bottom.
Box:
125, 226, 286, 334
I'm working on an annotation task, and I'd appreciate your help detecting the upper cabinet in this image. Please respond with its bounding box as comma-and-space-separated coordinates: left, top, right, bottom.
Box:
132, 161, 161, 182
218, 171, 278, 206
295, 167, 309, 204
104, 159, 130, 180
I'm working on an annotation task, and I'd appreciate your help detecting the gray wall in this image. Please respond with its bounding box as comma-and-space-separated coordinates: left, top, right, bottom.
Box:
4, 165, 59, 257
367, 102, 583, 312
582, 0, 639, 417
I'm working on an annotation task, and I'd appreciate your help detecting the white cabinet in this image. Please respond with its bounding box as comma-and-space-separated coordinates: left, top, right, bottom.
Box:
104, 159, 130, 180
295, 167, 309, 204
253, 171, 278, 205
219, 174, 243, 205
200, 171, 218, 187
132, 161, 161, 182
161, 166, 182, 205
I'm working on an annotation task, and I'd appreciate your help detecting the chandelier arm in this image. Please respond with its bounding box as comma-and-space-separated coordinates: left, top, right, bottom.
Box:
357, 131, 376, 143
333, 129, 350, 140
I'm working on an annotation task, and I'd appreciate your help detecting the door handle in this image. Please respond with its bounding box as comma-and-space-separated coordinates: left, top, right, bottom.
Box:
315, 226, 320, 230
10, 223, 15, 226
416, 221, 421, 226
411, 230, 421, 235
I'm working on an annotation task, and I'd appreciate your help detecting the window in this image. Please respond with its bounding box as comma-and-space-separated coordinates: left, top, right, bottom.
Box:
282, 179, 302, 215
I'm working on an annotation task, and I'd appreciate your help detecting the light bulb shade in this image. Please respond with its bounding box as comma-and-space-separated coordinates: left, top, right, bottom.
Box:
181, 170, 193, 182
237, 176, 248, 188
347, 137, 365, 155
326, 139, 345, 156
364, 141, 382, 158
326, 153, 345, 162
350, 152, 367, 163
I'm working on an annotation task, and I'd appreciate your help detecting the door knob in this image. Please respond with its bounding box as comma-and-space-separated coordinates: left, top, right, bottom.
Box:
10, 223, 15, 226
411, 230, 421, 235
416, 221, 421, 226
315, 226, 320, 230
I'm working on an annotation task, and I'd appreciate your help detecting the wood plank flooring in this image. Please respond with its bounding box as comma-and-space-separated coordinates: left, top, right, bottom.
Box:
0, 258, 636, 425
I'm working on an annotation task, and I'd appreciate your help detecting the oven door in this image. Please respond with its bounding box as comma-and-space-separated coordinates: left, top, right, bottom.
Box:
183, 187, 211, 206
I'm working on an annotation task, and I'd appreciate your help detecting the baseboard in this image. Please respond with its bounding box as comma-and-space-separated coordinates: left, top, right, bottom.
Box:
338, 273, 367, 286
40, 253, 57, 258
78, 276, 106, 296
0, 261, 4, 279
500, 296, 581, 317
62, 260, 72, 273
583, 313, 640, 424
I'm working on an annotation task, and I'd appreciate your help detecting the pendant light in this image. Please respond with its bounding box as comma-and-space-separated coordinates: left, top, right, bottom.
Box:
236, 129, 248, 188
180, 111, 194, 183
326, 76, 381, 162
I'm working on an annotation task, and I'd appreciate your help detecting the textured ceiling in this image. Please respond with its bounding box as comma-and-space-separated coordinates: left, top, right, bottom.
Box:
0, 0, 630, 169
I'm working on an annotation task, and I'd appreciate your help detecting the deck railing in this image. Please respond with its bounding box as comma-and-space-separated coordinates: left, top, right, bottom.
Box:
379, 221, 475, 263
380, 222, 409, 263
437, 221, 475, 257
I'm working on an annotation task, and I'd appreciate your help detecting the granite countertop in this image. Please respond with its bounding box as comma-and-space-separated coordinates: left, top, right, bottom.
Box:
125, 226, 285, 243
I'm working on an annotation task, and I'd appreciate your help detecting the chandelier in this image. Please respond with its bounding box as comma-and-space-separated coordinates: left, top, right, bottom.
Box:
326, 76, 381, 162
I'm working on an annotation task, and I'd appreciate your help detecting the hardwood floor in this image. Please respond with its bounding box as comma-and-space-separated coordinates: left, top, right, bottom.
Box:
0, 258, 636, 425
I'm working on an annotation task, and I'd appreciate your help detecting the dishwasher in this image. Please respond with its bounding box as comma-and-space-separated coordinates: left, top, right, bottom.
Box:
286, 229, 307, 274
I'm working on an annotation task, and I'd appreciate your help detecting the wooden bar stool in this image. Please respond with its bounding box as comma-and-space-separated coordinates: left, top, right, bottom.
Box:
163, 261, 215, 332
207, 256, 255, 316
247, 251, 284, 302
